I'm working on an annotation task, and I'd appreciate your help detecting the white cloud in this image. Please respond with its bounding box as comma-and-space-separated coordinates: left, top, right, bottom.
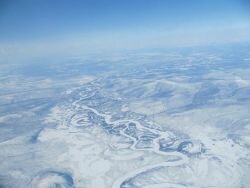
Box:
1, 22, 250, 64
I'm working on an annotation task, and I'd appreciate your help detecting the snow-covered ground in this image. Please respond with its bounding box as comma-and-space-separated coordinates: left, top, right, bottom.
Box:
0, 46, 250, 187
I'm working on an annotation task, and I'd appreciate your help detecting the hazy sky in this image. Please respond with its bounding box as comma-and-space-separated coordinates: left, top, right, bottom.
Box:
0, 0, 250, 61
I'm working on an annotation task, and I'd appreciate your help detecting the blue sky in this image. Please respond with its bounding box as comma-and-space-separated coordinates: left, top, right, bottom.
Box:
0, 0, 250, 61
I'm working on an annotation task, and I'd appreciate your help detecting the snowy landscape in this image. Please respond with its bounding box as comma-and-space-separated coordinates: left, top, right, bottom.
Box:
1, 45, 250, 187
